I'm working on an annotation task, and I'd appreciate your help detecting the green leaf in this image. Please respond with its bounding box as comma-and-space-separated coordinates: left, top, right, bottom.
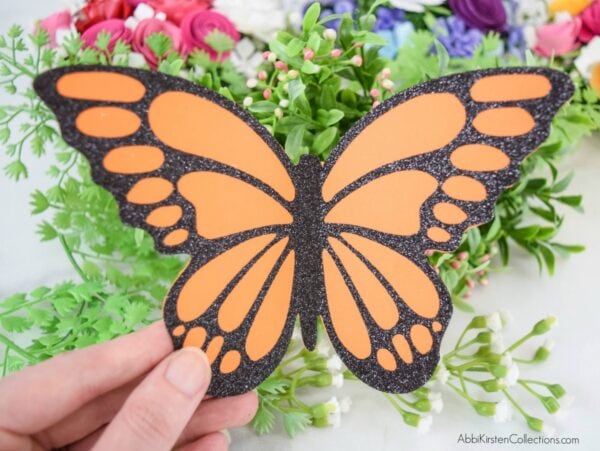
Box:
301, 60, 320, 74
30, 190, 49, 214
303, 3, 321, 34
37, 221, 58, 242
312, 127, 337, 155
4, 160, 28, 180
1, 315, 32, 332
283, 412, 312, 438
285, 125, 306, 162
252, 402, 276, 435
204, 30, 235, 55
95, 31, 112, 51
286, 38, 305, 57
146, 32, 173, 60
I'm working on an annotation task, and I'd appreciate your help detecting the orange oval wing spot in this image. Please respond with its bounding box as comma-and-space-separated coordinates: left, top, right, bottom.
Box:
246, 252, 295, 361
410, 325, 433, 355
392, 334, 413, 364
149, 91, 295, 201
322, 93, 465, 201
147, 205, 183, 228
322, 250, 372, 359
206, 336, 224, 364
103, 146, 164, 174
427, 227, 451, 243
76, 107, 141, 138
172, 325, 185, 337
220, 350, 242, 374
473, 107, 535, 137
218, 238, 289, 332
450, 144, 510, 172
325, 171, 437, 236
376, 348, 397, 371
57, 72, 146, 102
442, 176, 487, 202
126, 177, 174, 205
183, 327, 207, 348
470, 74, 552, 102
341, 233, 440, 319
433, 203, 467, 225
328, 237, 399, 330
177, 234, 275, 322
432, 321, 443, 332
163, 229, 189, 247
178, 172, 292, 239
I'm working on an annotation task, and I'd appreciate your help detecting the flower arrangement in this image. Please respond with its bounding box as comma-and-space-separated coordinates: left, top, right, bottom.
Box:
1, 0, 600, 439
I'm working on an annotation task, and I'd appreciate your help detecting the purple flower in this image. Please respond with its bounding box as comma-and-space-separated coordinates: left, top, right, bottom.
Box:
374, 7, 406, 32
448, 0, 507, 32
433, 16, 484, 58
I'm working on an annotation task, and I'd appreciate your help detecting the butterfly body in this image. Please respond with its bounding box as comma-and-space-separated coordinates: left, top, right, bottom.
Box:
289, 154, 324, 351
35, 65, 573, 396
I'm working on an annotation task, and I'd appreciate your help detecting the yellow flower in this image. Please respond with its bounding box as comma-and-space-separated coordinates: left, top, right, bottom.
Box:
549, 0, 594, 16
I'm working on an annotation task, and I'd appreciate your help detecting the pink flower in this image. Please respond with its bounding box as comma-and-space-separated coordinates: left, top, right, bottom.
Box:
533, 17, 582, 57
39, 10, 72, 47
132, 18, 181, 67
81, 19, 132, 51
180, 10, 239, 60
580, 1, 600, 43
148, 0, 212, 25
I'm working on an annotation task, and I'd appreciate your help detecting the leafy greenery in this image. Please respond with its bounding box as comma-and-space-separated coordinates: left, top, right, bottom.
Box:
1, 2, 599, 437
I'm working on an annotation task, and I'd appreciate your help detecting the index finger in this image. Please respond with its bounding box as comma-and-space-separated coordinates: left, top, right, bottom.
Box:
0, 321, 173, 435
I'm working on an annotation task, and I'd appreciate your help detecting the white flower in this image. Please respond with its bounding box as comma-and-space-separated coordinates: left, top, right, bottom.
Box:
315, 337, 333, 357
230, 38, 263, 79
326, 354, 343, 372
493, 399, 513, 423
486, 312, 503, 332
214, 0, 305, 42
325, 396, 342, 428
60, 0, 86, 14
390, 0, 445, 13
542, 423, 557, 437
500, 352, 513, 367
490, 333, 505, 353
505, 362, 520, 387
332, 372, 344, 388
417, 414, 433, 434
431, 397, 444, 413
340, 396, 352, 413
514, 0, 549, 27
436, 364, 449, 385
576, 37, 600, 80
243, 96, 253, 108
124, 3, 166, 30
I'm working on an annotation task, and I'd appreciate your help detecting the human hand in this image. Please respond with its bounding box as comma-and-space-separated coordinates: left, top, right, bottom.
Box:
0, 322, 258, 450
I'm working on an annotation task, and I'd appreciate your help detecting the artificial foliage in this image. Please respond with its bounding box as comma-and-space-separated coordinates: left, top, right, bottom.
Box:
1, 1, 599, 437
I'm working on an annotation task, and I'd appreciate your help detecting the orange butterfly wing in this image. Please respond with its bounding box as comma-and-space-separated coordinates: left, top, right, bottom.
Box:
319, 68, 573, 392
34, 67, 298, 396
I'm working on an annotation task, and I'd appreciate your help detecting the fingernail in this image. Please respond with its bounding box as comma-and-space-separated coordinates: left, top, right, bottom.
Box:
165, 348, 210, 396
220, 429, 231, 444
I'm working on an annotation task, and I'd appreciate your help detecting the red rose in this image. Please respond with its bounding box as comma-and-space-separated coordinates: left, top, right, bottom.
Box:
580, 1, 600, 43
149, 0, 212, 25
75, 0, 133, 33
132, 18, 182, 67
81, 19, 133, 51
180, 10, 239, 61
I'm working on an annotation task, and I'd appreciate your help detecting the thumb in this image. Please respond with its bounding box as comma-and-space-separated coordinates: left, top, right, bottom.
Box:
93, 348, 211, 451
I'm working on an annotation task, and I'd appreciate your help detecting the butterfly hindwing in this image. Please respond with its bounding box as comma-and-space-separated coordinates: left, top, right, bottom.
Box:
34, 66, 298, 396
320, 68, 573, 392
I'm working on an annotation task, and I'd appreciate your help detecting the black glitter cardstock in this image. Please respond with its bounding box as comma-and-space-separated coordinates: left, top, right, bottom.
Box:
34, 66, 573, 396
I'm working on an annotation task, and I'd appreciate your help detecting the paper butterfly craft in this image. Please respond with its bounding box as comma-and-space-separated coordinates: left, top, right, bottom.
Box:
34, 66, 573, 396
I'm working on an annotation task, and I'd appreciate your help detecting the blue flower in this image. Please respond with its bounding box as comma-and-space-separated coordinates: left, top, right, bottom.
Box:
374, 7, 406, 32
433, 16, 484, 58
378, 21, 416, 59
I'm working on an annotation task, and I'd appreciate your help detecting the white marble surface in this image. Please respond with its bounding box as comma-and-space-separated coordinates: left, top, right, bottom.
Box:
1, 2, 599, 450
